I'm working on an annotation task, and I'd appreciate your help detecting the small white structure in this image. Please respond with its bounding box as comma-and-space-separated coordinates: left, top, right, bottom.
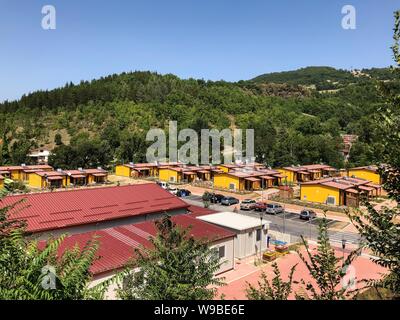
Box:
28, 148, 51, 164
197, 212, 270, 259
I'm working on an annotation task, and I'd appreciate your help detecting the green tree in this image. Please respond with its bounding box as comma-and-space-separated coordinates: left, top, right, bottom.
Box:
117, 215, 224, 300
296, 218, 359, 300
54, 133, 63, 145
347, 11, 400, 299
246, 262, 297, 300
0, 197, 112, 300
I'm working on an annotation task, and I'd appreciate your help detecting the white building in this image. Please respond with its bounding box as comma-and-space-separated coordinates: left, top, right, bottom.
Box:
197, 212, 270, 259
27, 148, 51, 164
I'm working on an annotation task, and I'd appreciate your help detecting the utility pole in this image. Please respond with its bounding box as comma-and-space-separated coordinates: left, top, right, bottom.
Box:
260, 212, 263, 263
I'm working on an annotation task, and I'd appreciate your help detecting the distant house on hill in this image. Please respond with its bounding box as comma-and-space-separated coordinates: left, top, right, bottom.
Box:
27, 148, 51, 164
341, 134, 358, 161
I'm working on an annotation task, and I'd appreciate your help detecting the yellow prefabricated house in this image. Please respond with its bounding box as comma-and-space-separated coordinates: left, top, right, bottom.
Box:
158, 167, 182, 183
158, 167, 200, 183
0, 165, 54, 182
84, 168, 108, 184
300, 177, 382, 207
0, 175, 4, 188
217, 164, 239, 173
213, 173, 244, 191
115, 163, 158, 178
277, 164, 336, 185
347, 166, 381, 184
300, 184, 341, 206
0, 166, 25, 181
28, 171, 68, 189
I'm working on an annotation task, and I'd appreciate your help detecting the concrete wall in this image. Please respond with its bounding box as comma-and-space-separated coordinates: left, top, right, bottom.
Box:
210, 237, 235, 274
231, 226, 268, 259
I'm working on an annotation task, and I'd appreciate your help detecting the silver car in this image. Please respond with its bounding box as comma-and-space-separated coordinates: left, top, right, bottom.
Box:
265, 203, 284, 215
240, 199, 256, 210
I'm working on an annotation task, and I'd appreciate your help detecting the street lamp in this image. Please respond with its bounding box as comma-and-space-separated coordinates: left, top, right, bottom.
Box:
283, 204, 286, 234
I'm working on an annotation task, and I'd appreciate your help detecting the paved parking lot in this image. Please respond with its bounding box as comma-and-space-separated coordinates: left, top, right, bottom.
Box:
183, 195, 360, 245
184, 195, 348, 230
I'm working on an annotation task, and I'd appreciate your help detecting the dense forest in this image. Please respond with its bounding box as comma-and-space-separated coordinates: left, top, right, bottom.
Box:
0, 66, 398, 169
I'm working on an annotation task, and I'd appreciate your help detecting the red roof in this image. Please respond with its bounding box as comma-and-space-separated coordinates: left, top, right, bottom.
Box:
0, 166, 24, 171
52, 214, 234, 275
26, 165, 53, 170
84, 168, 108, 174
1, 184, 189, 233
185, 205, 218, 217
34, 171, 67, 177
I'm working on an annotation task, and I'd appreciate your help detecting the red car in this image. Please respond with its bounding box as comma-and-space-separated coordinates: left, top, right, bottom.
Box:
253, 202, 268, 212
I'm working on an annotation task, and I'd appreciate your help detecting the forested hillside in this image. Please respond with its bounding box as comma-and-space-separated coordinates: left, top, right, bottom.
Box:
0, 67, 397, 169
252, 66, 395, 90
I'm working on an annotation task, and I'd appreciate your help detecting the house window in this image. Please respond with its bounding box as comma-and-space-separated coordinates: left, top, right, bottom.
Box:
229, 183, 235, 190
256, 229, 262, 241
248, 231, 253, 238
170, 176, 175, 183
326, 196, 336, 205
218, 246, 225, 259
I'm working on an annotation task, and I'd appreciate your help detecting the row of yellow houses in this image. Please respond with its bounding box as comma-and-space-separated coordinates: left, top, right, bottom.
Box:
115, 162, 382, 192
0, 165, 108, 189
116, 162, 330, 191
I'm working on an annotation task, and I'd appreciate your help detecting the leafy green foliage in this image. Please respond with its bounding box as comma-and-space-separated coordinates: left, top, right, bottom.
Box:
0, 196, 111, 300
347, 11, 400, 299
117, 215, 224, 300
296, 218, 359, 300
49, 132, 112, 169
246, 262, 297, 300
0, 66, 396, 168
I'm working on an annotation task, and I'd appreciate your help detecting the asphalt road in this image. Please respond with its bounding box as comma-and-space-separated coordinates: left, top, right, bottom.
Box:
183, 195, 362, 245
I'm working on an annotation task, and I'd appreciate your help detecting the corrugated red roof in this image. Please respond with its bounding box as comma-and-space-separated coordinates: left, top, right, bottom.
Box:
26, 165, 53, 170
84, 168, 108, 174
52, 214, 234, 275
0, 166, 24, 171
187, 205, 218, 217
34, 171, 67, 177
1, 184, 189, 233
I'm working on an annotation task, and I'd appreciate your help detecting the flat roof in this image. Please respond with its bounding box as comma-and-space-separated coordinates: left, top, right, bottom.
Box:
197, 212, 270, 231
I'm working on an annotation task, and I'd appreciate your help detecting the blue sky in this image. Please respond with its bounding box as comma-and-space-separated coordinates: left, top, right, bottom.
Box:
0, 0, 398, 101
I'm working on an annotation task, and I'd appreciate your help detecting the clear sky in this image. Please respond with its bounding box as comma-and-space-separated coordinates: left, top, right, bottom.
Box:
0, 0, 399, 101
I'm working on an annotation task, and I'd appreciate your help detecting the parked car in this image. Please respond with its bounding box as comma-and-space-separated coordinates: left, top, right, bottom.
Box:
300, 209, 317, 220
254, 202, 268, 212
176, 189, 191, 197
210, 193, 225, 204
265, 203, 284, 215
157, 181, 169, 190
240, 199, 257, 210
221, 197, 239, 206
168, 187, 179, 195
